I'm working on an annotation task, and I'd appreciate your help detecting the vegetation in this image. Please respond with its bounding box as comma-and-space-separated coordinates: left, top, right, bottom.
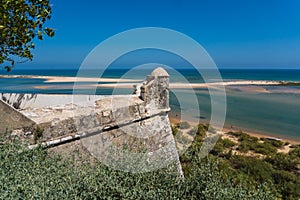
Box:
171, 121, 191, 136
1, 124, 299, 199
227, 131, 278, 155
33, 126, 44, 144
0, 132, 277, 199
179, 127, 300, 200
210, 138, 237, 156
277, 81, 300, 86
0, 0, 54, 71
171, 124, 179, 136
289, 146, 300, 158
263, 138, 285, 148
0, 141, 274, 199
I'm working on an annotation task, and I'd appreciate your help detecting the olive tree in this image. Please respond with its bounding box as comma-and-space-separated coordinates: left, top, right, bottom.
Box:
0, 0, 54, 71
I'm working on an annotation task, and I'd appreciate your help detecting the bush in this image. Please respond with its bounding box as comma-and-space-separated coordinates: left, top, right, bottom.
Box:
33, 126, 44, 144
235, 134, 277, 156
0, 134, 277, 200
262, 139, 285, 148
211, 138, 237, 156
229, 154, 300, 200
229, 156, 274, 183
227, 130, 247, 137
221, 138, 237, 148
238, 143, 250, 153
289, 146, 300, 159
182, 157, 277, 199
171, 125, 179, 136
251, 142, 277, 155
265, 153, 299, 171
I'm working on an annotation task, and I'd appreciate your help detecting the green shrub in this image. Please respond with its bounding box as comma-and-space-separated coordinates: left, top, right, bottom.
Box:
265, 153, 299, 171
236, 134, 277, 156
262, 139, 285, 148
289, 146, 300, 159
229, 154, 300, 200
229, 156, 274, 183
251, 142, 277, 155
227, 131, 258, 143
238, 143, 251, 153
227, 130, 246, 137
0, 140, 277, 199
221, 138, 237, 148
211, 142, 225, 156
33, 126, 44, 144
239, 134, 258, 143
171, 125, 179, 136
211, 138, 237, 156
285, 141, 290, 146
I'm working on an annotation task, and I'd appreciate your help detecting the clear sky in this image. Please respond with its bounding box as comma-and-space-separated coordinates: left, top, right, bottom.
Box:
23, 0, 300, 69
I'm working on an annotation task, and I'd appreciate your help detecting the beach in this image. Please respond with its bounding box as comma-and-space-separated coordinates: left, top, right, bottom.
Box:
2, 74, 296, 92
0, 75, 142, 83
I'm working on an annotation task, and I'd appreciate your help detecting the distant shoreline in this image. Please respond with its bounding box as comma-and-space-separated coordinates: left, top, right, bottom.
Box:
2, 74, 300, 89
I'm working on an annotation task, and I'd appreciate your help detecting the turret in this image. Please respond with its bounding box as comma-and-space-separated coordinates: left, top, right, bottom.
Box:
140, 67, 170, 110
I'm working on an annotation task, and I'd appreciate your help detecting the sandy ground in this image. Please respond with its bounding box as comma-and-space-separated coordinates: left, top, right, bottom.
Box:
45, 76, 142, 83
225, 85, 270, 93
169, 80, 281, 89
90, 80, 283, 89
3, 75, 300, 94
0, 75, 142, 83
0, 75, 284, 85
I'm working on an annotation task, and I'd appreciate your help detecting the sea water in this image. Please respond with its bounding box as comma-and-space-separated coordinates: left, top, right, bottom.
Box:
1, 68, 300, 140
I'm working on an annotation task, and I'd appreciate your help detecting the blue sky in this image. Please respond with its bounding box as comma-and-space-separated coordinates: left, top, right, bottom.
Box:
22, 0, 300, 69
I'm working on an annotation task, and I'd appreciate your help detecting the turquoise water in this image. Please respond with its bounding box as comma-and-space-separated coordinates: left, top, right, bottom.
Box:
170, 88, 300, 140
1, 68, 300, 140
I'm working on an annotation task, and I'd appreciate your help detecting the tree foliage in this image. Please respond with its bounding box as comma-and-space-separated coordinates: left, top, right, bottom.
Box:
0, 0, 54, 71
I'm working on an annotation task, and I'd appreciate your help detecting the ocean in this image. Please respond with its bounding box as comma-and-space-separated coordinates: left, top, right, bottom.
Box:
1, 68, 300, 140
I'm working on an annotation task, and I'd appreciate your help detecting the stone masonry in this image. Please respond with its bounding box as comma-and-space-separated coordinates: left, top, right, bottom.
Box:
0, 67, 183, 175
0, 98, 35, 133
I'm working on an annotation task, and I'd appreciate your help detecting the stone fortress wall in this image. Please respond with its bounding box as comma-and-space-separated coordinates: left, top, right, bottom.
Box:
0, 67, 183, 175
